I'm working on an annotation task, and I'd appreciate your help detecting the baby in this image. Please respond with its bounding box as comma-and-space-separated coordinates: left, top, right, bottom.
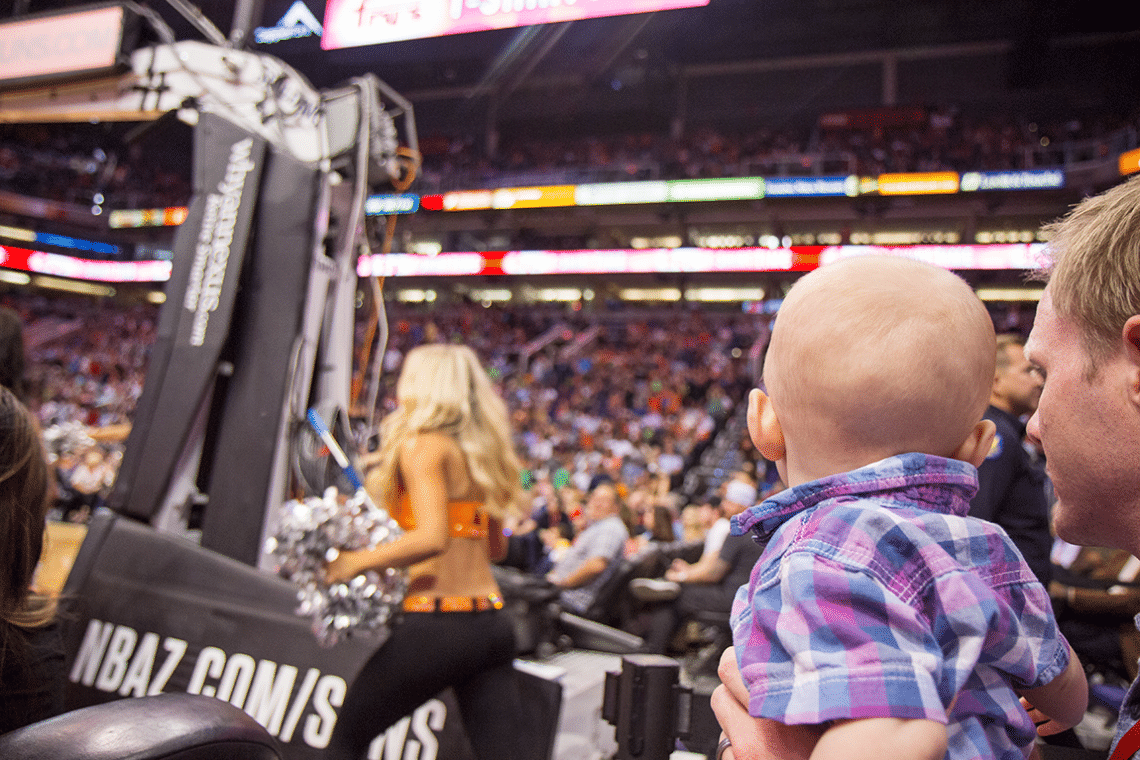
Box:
723, 256, 1086, 760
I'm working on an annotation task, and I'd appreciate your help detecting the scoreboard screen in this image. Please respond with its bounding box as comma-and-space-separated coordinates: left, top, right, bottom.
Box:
0, 4, 139, 90
322, 0, 709, 49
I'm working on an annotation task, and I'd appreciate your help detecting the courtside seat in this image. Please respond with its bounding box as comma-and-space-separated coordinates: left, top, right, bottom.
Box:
0, 692, 282, 760
684, 608, 733, 676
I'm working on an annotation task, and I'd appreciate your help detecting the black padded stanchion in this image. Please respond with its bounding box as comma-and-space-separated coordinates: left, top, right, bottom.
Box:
602, 653, 693, 760
0, 692, 282, 760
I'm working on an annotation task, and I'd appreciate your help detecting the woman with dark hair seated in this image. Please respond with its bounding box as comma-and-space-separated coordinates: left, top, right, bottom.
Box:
0, 386, 66, 734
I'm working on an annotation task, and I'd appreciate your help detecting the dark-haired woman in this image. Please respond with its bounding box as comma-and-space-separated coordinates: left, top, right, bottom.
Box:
0, 386, 65, 734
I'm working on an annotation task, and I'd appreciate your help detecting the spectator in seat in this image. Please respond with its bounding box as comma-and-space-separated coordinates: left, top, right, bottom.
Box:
630, 480, 757, 606
66, 446, 112, 514
1049, 540, 1140, 683
630, 481, 761, 655
546, 482, 630, 615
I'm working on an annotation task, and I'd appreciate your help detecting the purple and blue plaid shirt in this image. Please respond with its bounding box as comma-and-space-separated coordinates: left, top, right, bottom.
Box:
731, 453, 1070, 760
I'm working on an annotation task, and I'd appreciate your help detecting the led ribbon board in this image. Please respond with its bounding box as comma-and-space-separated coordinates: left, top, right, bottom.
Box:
322, 0, 709, 49
0, 3, 139, 89
0, 244, 171, 282
357, 243, 1045, 278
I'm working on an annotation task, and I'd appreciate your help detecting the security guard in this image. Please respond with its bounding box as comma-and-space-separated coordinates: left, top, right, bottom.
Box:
970, 333, 1052, 585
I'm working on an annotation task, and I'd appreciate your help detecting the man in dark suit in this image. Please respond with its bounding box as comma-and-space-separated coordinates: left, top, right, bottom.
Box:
971, 333, 1052, 585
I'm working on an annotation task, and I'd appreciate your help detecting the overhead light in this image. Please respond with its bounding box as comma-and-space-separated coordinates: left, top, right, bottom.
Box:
694, 234, 752, 249
685, 287, 767, 302
469, 289, 512, 302
871, 231, 922, 245
975, 287, 1044, 302
619, 288, 681, 301
0, 225, 36, 242
631, 235, 683, 249
977, 230, 1037, 244
411, 241, 443, 256
0, 270, 32, 285
535, 289, 582, 302
395, 289, 436, 303
146, 291, 166, 304
31, 275, 115, 297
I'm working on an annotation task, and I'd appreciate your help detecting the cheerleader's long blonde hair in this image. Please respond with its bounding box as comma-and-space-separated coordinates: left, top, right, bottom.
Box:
369, 344, 525, 520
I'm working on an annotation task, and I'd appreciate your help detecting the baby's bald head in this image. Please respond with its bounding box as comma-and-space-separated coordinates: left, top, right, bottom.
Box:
764, 256, 995, 465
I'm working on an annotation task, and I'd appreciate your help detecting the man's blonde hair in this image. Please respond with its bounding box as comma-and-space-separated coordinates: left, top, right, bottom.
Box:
1040, 174, 1140, 372
371, 343, 525, 520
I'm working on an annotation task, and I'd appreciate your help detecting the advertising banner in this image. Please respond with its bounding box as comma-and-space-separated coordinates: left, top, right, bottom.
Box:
358, 243, 1043, 277
322, 0, 709, 49
108, 113, 264, 523
0, 4, 137, 89
365, 193, 422, 215
958, 170, 1065, 191
764, 176, 858, 197
818, 243, 1044, 270
442, 185, 576, 211
876, 172, 960, 195
1120, 148, 1140, 176
0, 245, 171, 282
108, 207, 190, 228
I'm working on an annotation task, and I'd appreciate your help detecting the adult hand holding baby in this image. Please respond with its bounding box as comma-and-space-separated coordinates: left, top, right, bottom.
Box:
711, 647, 820, 760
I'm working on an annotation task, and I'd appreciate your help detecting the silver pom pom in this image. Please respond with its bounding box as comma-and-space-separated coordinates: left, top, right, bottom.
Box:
42, 421, 97, 460
266, 487, 406, 647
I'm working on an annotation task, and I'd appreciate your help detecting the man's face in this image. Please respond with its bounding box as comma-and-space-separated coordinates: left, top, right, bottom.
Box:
586, 486, 616, 522
992, 343, 1044, 418
1024, 288, 1140, 550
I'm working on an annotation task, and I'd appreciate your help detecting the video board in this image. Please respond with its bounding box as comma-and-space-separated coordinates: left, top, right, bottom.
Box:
322, 0, 709, 49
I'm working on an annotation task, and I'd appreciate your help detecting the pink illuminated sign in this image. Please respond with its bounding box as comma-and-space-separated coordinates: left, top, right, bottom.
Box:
322, 0, 709, 49
0, 5, 135, 88
356, 244, 1045, 278
1, 245, 171, 282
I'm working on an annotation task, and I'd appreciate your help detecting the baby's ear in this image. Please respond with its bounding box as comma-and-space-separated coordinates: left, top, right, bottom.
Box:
747, 388, 785, 463
952, 419, 997, 468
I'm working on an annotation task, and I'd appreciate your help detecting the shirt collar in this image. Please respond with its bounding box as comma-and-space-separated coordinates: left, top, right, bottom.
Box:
732, 453, 979, 539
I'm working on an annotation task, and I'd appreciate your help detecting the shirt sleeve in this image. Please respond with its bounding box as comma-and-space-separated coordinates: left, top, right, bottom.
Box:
703, 519, 731, 558
586, 519, 629, 562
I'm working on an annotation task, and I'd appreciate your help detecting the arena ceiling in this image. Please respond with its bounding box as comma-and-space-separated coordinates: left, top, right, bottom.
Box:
4, 0, 1134, 98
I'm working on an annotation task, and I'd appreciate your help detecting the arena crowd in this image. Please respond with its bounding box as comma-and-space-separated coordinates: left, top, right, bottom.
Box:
3, 106, 1138, 209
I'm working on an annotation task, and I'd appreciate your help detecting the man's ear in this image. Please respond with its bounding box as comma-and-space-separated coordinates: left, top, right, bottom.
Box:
953, 419, 997, 469
1124, 315, 1140, 408
747, 387, 785, 463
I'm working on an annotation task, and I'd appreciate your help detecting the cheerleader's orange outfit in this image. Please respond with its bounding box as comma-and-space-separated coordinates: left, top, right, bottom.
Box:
327, 492, 521, 760
390, 493, 505, 613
